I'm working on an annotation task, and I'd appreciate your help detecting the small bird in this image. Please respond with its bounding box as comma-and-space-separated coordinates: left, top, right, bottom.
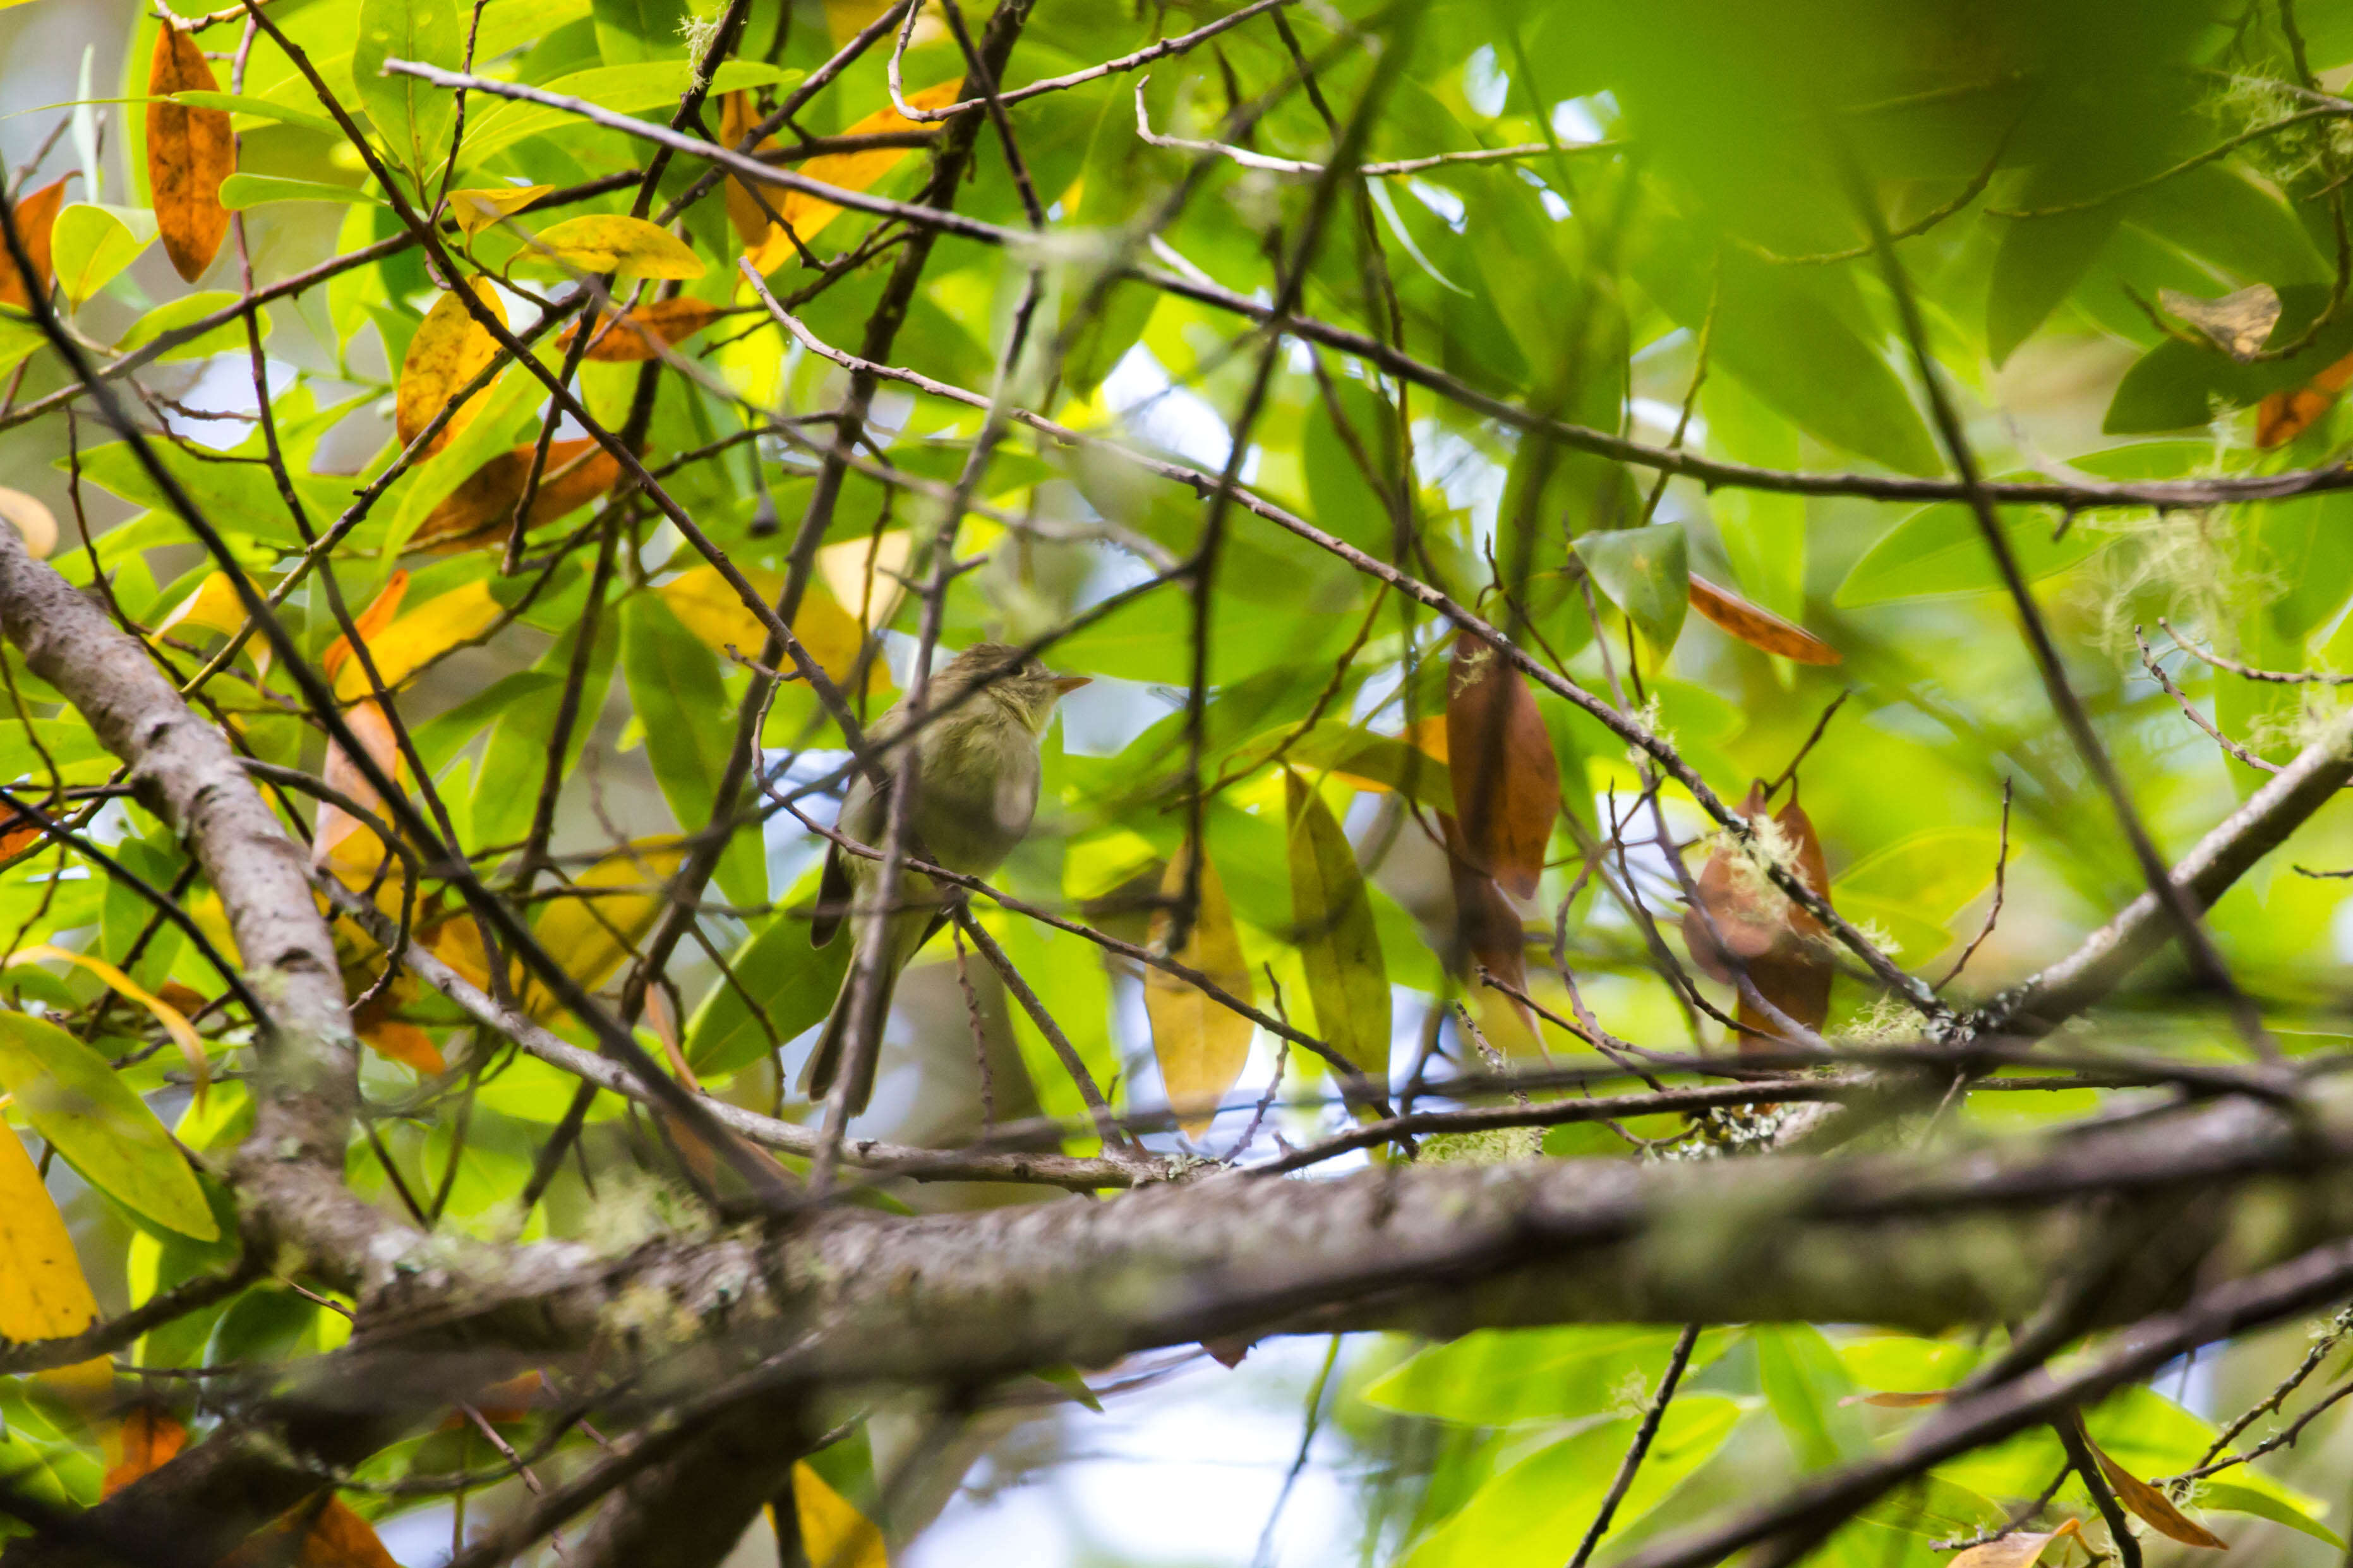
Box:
802, 642, 1090, 1113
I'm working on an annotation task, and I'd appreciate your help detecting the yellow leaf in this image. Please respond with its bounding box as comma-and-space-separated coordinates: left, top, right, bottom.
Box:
448, 183, 553, 237
741, 81, 962, 270
2086, 1432, 2227, 1548
332, 579, 502, 700
791, 1461, 888, 1568
396, 278, 508, 457
146, 26, 232, 283
321, 569, 409, 683
1284, 770, 1388, 1083
524, 839, 685, 1021
0, 486, 57, 561
8, 943, 212, 1110
658, 564, 882, 691
517, 215, 704, 280
1145, 842, 1255, 1137
152, 569, 270, 680
0, 1121, 107, 1394
1949, 1519, 2081, 1568
720, 91, 786, 250
817, 528, 911, 630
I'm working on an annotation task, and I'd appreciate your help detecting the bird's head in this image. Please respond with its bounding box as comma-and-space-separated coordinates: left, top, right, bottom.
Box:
941, 642, 1091, 733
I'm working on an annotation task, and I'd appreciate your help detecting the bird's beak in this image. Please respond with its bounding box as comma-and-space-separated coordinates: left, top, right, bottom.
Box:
1053, 675, 1092, 695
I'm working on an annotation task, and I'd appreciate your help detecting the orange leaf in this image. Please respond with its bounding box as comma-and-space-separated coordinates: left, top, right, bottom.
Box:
2085, 1431, 2227, 1548
1687, 573, 1840, 665
739, 81, 963, 272
146, 27, 233, 283
0, 175, 68, 309
561, 297, 725, 361
222, 1496, 400, 1568
320, 570, 409, 683
719, 91, 785, 249
1444, 633, 1559, 900
314, 699, 404, 882
103, 1406, 188, 1497
355, 1002, 445, 1074
2256, 349, 2353, 447
436, 1368, 548, 1428
1681, 782, 1834, 1048
395, 279, 507, 457
409, 439, 622, 553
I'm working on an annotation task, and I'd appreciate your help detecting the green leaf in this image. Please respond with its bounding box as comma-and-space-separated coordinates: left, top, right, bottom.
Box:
2104, 284, 2353, 434
218, 173, 382, 210
1575, 525, 1688, 652
1282, 770, 1388, 1080
2198, 1479, 2343, 1548
455, 61, 793, 167
1702, 373, 1806, 623
1836, 501, 2101, 607
116, 292, 275, 361
354, 0, 466, 191
1363, 1326, 1735, 1425
49, 203, 155, 308
1988, 207, 2120, 368
1402, 1396, 1749, 1568
1757, 1324, 1867, 1471
1832, 828, 2006, 962
0, 1012, 217, 1240
472, 621, 616, 851
621, 593, 764, 909
1857, 1476, 2011, 1538
685, 880, 850, 1075
591, 0, 687, 65
169, 92, 341, 138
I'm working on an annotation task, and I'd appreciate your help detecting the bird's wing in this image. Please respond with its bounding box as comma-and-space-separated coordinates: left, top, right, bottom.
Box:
809, 840, 852, 949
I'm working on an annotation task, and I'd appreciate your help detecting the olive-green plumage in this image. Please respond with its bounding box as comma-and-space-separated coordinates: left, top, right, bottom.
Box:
802, 643, 1087, 1113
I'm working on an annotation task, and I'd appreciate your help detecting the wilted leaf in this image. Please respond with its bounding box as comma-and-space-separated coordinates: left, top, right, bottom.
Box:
0, 174, 67, 309
1145, 842, 1255, 1135
524, 839, 685, 1020
516, 215, 704, 279
49, 203, 158, 308
658, 563, 882, 693
1576, 524, 1690, 652
103, 1406, 188, 1497
563, 297, 725, 361
791, 1461, 888, 1568
0, 1120, 107, 1392
742, 80, 963, 269
449, 183, 554, 237
396, 279, 508, 457
2258, 348, 2353, 447
2160, 283, 2281, 361
1849, 1390, 1950, 1408
1445, 633, 1559, 900
409, 439, 623, 551
331, 580, 502, 700
1284, 770, 1388, 1081
2085, 1432, 2227, 1548
1687, 573, 1839, 664
1681, 782, 1834, 1046
0, 1005, 217, 1239
145, 26, 232, 283
1947, 1519, 2082, 1568
0, 486, 56, 558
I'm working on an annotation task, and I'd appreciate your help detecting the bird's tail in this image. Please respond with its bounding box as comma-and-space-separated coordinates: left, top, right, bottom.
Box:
799, 958, 896, 1116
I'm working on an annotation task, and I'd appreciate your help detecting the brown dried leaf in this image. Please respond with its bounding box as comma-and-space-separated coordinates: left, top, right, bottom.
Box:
1843, 1389, 1949, 1408
146, 27, 232, 283
2160, 283, 2282, 361
1949, 1519, 2082, 1568
1682, 782, 1835, 1047
560, 297, 725, 361
2256, 347, 2353, 447
103, 1406, 187, 1497
0, 175, 68, 309
222, 1497, 401, 1568
2086, 1433, 2227, 1548
1688, 573, 1840, 665
409, 438, 622, 553
1445, 633, 1559, 900
395, 279, 507, 457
